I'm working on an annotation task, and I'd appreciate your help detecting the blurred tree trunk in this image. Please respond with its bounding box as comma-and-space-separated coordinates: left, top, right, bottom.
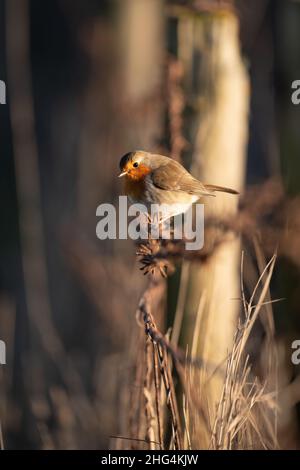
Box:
64, 0, 166, 446
176, 8, 249, 446
117, 0, 164, 149
114, 0, 166, 449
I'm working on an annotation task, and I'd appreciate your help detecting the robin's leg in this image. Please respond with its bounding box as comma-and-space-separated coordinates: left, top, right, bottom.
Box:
140, 212, 151, 234
154, 214, 174, 242
161, 216, 175, 241
144, 211, 152, 225
139, 211, 164, 240
147, 211, 175, 241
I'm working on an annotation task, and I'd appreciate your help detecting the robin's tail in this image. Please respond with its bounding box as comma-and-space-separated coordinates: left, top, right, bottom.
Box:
204, 184, 239, 195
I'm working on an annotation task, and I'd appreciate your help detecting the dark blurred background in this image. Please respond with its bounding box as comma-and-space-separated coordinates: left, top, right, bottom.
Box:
0, 0, 300, 449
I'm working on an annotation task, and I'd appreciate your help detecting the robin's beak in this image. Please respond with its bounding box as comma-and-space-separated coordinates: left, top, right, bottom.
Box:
118, 170, 127, 178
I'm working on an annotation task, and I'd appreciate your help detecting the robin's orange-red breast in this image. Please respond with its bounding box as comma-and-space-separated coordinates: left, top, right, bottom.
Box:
119, 150, 238, 218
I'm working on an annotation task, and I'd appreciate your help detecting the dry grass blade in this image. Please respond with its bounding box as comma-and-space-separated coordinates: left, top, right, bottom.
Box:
208, 252, 279, 450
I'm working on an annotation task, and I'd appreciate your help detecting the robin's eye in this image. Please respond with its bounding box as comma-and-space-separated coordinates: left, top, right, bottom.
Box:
133, 162, 139, 168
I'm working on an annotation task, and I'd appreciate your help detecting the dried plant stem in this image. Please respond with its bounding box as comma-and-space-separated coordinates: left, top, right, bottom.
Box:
0, 421, 4, 450
144, 339, 158, 450
209, 253, 279, 450
137, 279, 183, 449
152, 343, 163, 449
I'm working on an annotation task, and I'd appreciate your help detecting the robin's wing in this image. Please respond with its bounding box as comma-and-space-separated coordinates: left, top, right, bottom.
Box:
151, 159, 214, 197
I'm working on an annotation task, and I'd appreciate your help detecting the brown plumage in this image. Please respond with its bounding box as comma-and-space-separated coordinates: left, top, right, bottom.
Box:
119, 151, 238, 217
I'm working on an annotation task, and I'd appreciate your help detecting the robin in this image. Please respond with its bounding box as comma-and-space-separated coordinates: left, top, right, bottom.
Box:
119, 150, 238, 219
